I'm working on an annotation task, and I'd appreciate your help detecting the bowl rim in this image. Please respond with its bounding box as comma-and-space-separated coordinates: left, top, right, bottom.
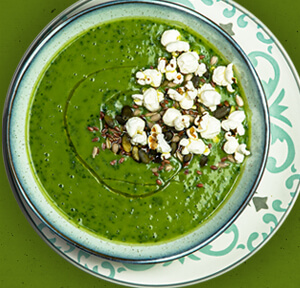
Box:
2, 0, 270, 264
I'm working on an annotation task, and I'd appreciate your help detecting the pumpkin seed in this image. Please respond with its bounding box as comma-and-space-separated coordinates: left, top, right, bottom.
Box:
176, 151, 183, 162
139, 149, 150, 164
115, 115, 126, 125
132, 146, 140, 162
153, 153, 162, 163
104, 115, 115, 128
203, 71, 210, 79
213, 105, 231, 119
171, 142, 178, 155
191, 75, 200, 88
200, 155, 208, 167
122, 134, 132, 153
183, 153, 192, 163
164, 131, 173, 142
121, 105, 133, 121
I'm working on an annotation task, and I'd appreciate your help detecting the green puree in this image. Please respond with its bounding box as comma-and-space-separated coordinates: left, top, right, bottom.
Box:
28, 18, 249, 244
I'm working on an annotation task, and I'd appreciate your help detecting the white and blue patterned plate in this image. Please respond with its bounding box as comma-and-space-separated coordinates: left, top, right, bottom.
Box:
16, 0, 300, 286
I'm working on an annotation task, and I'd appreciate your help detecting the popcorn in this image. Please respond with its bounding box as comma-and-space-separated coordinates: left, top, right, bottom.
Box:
162, 108, 190, 131
195, 63, 207, 77
221, 110, 246, 136
174, 115, 190, 131
197, 83, 221, 111
166, 41, 190, 53
212, 63, 235, 93
131, 132, 148, 146
165, 57, 184, 84
179, 126, 210, 155
162, 108, 182, 127
148, 124, 171, 159
143, 88, 164, 112
157, 57, 167, 73
168, 82, 197, 110
167, 88, 185, 102
194, 112, 221, 139
132, 93, 144, 106
156, 133, 172, 159
179, 96, 194, 110
125, 117, 147, 146
177, 52, 200, 74
161, 29, 181, 46
223, 132, 250, 163
136, 69, 162, 87
185, 81, 197, 99
132, 88, 164, 112
148, 124, 162, 150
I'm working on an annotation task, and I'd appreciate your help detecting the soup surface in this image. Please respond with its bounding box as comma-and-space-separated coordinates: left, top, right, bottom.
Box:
28, 17, 250, 244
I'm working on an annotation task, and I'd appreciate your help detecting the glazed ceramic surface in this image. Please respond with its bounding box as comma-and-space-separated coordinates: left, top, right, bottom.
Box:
4, 0, 268, 264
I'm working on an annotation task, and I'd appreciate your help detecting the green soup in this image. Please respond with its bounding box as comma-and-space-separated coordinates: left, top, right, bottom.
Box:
28, 17, 250, 244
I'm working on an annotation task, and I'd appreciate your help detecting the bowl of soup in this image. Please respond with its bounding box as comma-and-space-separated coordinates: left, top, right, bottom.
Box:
3, 0, 269, 263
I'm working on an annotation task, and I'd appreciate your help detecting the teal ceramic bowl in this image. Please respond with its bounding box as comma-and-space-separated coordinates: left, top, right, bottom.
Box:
3, 0, 269, 263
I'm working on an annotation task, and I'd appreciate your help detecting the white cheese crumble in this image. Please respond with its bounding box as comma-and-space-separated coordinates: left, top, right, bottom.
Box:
125, 117, 147, 146
177, 52, 200, 74
179, 126, 210, 155
223, 132, 250, 163
132, 88, 164, 112
136, 69, 162, 87
212, 63, 235, 93
194, 112, 221, 139
221, 110, 246, 136
197, 83, 221, 111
